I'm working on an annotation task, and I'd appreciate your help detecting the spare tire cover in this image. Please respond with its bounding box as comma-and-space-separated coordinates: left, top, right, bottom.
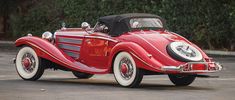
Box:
167, 42, 203, 62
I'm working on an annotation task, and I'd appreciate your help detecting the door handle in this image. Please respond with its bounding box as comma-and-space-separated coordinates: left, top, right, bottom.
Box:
105, 41, 109, 46
86, 39, 91, 44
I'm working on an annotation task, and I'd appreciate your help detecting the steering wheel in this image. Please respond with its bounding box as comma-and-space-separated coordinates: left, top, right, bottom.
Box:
102, 26, 109, 33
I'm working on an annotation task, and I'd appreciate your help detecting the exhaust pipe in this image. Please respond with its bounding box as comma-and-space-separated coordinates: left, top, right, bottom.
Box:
12, 58, 16, 64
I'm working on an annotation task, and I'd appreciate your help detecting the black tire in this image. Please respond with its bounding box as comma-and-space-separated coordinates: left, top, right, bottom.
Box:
128, 68, 143, 88
113, 52, 143, 88
168, 74, 196, 86
114, 68, 143, 88
72, 71, 94, 79
26, 58, 45, 81
15, 46, 45, 81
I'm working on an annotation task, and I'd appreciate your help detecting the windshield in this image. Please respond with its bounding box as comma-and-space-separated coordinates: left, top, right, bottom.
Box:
129, 18, 163, 29
93, 22, 110, 34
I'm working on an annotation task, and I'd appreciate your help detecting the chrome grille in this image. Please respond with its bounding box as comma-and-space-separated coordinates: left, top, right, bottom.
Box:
58, 44, 80, 51
58, 38, 82, 44
63, 50, 79, 58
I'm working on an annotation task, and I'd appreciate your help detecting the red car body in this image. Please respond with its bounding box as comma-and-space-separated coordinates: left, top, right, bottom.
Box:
15, 13, 222, 87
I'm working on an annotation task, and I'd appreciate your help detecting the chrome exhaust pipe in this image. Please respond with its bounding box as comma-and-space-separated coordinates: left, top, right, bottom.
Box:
12, 58, 16, 64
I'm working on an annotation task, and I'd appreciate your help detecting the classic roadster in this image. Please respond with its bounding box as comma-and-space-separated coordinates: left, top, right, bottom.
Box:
14, 13, 222, 87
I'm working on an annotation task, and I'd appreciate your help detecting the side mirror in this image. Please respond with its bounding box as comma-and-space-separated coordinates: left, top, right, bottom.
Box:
81, 22, 90, 30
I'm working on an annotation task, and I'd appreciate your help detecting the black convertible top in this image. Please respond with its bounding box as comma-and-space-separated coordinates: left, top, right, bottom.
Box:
98, 13, 165, 36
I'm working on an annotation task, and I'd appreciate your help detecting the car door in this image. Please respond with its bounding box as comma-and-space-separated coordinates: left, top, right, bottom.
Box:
80, 33, 111, 69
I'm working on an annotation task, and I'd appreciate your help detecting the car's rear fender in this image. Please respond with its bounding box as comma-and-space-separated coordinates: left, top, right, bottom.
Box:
108, 42, 164, 72
15, 36, 107, 74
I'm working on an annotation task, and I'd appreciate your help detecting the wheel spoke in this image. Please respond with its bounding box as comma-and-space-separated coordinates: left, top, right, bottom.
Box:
119, 57, 134, 80
21, 53, 36, 73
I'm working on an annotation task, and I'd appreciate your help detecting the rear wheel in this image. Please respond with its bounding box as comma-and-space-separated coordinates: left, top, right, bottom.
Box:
113, 52, 143, 88
72, 71, 93, 79
168, 74, 196, 86
15, 46, 45, 80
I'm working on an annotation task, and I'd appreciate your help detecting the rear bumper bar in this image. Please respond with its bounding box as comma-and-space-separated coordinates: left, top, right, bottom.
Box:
161, 62, 222, 73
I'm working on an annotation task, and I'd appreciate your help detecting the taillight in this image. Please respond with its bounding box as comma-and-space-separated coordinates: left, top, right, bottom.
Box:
191, 63, 207, 70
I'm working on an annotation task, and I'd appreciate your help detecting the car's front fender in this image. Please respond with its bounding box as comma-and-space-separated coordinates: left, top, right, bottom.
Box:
15, 36, 107, 74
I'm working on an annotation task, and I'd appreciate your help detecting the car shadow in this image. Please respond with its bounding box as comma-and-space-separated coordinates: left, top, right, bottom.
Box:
2, 78, 215, 91
138, 83, 215, 91
32, 78, 216, 91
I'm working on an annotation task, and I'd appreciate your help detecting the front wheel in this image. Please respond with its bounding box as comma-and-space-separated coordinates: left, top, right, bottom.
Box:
15, 46, 45, 80
113, 52, 143, 88
168, 74, 196, 86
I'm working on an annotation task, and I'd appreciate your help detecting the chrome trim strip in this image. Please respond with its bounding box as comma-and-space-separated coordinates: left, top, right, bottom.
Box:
161, 62, 222, 73
58, 38, 82, 44
85, 36, 118, 43
161, 66, 181, 71
56, 32, 88, 36
58, 44, 80, 51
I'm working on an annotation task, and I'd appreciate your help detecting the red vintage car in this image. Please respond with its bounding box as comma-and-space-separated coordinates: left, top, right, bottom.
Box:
14, 13, 222, 87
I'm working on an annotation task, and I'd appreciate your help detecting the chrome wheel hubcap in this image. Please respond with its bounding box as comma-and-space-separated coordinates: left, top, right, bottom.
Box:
119, 57, 133, 80
21, 53, 36, 73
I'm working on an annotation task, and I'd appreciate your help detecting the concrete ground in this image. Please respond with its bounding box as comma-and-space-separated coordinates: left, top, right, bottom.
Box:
0, 48, 235, 100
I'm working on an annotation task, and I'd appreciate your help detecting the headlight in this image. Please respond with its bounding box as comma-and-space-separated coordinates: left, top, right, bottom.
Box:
42, 31, 53, 41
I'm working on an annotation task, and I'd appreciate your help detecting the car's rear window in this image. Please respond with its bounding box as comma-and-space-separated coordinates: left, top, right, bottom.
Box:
129, 18, 163, 29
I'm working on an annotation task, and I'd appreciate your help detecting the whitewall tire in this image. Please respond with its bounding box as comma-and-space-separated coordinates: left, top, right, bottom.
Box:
113, 52, 143, 87
15, 46, 44, 80
167, 42, 203, 62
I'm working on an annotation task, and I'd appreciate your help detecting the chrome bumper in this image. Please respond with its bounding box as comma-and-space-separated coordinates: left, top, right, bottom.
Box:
161, 62, 222, 73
